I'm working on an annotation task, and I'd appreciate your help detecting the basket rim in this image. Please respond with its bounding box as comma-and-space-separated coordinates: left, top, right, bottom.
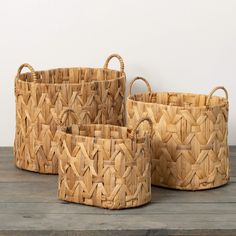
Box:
16, 67, 126, 86
127, 91, 228, 109
58, 123, 136, 141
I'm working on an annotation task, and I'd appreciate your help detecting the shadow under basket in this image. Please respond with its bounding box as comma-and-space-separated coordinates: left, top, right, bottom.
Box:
126, 77, 230, 191
56, 116, 152, 209
14, 54, 126, 174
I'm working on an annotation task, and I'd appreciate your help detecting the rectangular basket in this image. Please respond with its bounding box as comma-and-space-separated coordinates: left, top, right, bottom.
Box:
14, 54, 126, 174
127, 77, 229, 190
55, 112, 152, 209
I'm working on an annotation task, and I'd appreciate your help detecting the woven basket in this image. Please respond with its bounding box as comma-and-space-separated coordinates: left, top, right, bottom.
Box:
127, 77, 229, 190
56, 110, 152, 209
14, 54, 126, 174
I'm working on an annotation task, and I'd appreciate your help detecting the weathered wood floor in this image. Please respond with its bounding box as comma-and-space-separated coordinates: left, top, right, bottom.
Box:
0, 147, 235, 236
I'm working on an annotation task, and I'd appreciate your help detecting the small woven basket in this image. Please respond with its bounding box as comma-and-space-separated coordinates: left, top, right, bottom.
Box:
56, 110, 152, 209
14, 54, 126, 174
127, 77, 229, 190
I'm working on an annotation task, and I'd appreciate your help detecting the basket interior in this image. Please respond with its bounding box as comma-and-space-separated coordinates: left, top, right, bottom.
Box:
19, 68, 123, 84
130, 92, 227, 108
63, 124, 131, 140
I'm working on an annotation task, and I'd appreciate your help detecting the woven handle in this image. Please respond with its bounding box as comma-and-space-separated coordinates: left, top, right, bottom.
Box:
103, 54, 125, 73
16, 63, 37, 82
58, 108, 78, 126
128, 77, 152, 96
206, 86, 228, 105
130, 117, 153, 139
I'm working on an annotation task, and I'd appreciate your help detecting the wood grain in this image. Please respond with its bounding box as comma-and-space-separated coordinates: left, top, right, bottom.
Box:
0, 147, 236, 235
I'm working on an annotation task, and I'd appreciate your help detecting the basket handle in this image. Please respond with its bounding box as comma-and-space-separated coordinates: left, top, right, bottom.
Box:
103, 54, 125, 73
206, 86, 228, 105
16, 63, 37, 82
130, 117, 153, 139
58, 108, 79, 126
128, 77, 152, 96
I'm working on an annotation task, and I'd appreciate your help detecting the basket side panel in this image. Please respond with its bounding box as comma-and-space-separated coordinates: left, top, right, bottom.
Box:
57, 133, 151, 209
14, 73, 125, 174
126, 96, 229, 190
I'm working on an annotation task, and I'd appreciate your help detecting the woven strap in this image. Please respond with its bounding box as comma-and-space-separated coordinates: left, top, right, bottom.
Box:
206, 86, 228, 105
128, 77, 152, 96
130, 117, 153, 139
57, 108, 79, 126
16, 63, 37, 82
103, 54, 125, 73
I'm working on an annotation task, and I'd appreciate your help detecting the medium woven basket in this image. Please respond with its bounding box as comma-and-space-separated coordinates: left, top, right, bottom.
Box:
127, 77, 229, 190
14, 54, 126, 174
56, 110, 152, 209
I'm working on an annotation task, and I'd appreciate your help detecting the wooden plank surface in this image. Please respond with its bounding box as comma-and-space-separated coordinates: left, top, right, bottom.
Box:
0, 147, 236, 236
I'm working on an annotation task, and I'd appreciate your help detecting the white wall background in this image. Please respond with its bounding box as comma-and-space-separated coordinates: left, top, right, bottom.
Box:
0, 0, 235, 146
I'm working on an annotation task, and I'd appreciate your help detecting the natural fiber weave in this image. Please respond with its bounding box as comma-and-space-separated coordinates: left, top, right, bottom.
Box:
127, 77, 229, 190
56, 113, 152, 209
14, 54, 126, 174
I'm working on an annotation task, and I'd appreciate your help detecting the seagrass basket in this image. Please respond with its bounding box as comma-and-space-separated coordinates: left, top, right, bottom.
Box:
56, 110, 152, 209
127, 77, 229, 190
14, 54, 126, 174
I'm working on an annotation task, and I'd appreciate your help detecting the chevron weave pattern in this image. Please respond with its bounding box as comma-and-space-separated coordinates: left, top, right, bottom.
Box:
56, 118, 152, 209
127, 77, 229, 190
14, 54, 126, 174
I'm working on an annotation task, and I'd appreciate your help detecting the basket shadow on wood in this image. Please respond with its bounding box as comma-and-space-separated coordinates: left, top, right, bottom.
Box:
56, 111, 153, 209
127, 77, 229, 190
14, 54, 126, 174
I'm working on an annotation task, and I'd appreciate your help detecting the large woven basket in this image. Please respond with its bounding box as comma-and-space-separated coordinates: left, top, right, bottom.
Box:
56, 111, 152, 209
14, 54, 126, 174
127, 77, 229, 190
